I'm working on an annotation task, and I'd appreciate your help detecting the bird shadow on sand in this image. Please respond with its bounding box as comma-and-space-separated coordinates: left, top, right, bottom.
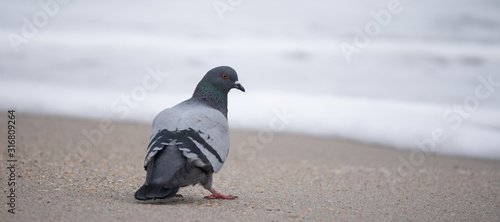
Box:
122, 191, 221, 206
133, 197, 201, 205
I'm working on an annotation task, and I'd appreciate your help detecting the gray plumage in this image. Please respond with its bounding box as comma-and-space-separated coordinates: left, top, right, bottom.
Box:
135, 66, 244, 200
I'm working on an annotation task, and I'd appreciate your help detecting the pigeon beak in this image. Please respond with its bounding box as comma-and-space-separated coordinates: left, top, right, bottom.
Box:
234, 81, 245, 92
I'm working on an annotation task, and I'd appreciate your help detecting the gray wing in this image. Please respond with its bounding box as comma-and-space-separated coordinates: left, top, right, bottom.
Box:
144, 99, 230, 173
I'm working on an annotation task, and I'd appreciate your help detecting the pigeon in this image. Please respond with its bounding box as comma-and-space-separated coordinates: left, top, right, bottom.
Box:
134, 66, 245, 200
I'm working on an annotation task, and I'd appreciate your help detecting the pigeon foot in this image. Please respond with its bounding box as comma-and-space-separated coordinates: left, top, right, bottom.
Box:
204, 189, 237, 200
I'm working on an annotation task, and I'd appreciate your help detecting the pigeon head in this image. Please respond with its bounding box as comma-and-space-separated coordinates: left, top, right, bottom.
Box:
198, 66, 245, 93
193, 66, 245, 116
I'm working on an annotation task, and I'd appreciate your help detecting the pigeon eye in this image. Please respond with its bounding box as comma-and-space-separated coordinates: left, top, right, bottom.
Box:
222, 74, 228, 79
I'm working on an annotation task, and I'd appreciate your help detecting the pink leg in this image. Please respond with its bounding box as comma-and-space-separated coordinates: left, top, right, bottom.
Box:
173, 194, 183, 198
204, 189, 237, 200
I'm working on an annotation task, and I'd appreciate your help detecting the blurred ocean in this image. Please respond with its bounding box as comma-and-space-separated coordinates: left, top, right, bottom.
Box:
1, 0, 499, 160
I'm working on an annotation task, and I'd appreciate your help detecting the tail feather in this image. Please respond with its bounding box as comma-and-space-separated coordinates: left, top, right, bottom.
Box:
135, 144, 184, 201
135, 142, 215, 201
134, 184, 179, 200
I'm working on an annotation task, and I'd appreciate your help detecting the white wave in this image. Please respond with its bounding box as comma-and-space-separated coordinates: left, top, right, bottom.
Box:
2, 81, 499, 160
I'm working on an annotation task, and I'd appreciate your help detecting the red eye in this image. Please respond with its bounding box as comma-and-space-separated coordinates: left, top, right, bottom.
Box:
222, 74, 228, 79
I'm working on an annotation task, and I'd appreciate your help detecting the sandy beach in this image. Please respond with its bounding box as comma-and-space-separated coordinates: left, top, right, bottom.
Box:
1, 114, 499, 221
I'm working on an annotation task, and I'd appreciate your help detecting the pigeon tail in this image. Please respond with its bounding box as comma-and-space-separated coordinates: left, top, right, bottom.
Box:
135, 143, 184, 201
134, 184, 179, 200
